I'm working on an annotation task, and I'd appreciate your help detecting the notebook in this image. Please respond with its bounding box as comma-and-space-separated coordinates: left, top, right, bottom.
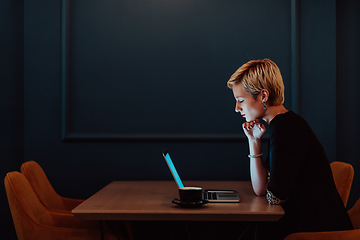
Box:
162, 150, 240, 203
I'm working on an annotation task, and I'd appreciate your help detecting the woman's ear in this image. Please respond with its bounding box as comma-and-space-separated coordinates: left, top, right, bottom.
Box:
261, 89, 270, 102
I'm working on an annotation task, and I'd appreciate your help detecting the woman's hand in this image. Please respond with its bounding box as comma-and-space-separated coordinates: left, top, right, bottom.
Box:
243, 119, 268, 196
242, 119, 266, 141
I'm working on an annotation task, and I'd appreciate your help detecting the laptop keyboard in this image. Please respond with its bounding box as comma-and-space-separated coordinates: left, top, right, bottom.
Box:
203, 192, 217, 200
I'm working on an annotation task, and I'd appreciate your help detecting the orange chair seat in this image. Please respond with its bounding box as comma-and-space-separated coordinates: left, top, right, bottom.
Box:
5, 171, 118, 240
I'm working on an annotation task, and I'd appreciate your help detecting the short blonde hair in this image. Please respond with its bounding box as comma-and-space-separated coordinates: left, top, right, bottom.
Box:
227, 59, 285, 106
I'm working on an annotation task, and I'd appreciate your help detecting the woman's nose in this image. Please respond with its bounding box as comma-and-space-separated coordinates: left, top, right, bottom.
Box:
235, 102, 241, 113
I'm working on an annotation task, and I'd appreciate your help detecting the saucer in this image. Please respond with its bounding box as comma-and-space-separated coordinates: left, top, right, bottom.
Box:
172, 198, 209, 208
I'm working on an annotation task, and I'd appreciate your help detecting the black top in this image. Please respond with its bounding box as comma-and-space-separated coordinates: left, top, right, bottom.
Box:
261, 111, 353, 239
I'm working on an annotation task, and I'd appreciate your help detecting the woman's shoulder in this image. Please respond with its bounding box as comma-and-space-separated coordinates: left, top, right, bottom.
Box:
270, 111, 300, 126
270, 110, 320, 143
269, 111, 310, 135
272, 110, 300, 121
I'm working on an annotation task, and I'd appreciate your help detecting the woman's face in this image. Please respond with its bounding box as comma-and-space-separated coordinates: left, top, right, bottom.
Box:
232, 83, 264, 122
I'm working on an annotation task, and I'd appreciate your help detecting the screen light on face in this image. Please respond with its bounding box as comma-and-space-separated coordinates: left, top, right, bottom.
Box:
164, 153, 184, 188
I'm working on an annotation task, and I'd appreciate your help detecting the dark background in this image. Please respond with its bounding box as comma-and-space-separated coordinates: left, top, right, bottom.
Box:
1, 0, 359, 238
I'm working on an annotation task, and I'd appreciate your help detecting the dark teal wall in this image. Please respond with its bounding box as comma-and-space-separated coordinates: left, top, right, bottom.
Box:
299, 0, 337, 160
0, 0, 24, 238
23, 0, 291, 199
1, 0, 359, 239
336, 0, 360, 212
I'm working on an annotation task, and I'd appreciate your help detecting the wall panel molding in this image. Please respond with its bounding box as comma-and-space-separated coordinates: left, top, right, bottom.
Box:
60, 0, 293, 142
291, 0, 300, 114
61, 0, 71, 141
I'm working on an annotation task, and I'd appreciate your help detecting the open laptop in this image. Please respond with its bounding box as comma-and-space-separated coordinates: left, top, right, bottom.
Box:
162, 150, 240, 203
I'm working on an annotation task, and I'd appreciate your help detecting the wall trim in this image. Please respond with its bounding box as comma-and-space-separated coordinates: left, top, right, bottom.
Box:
291, 0, 300, 114
60, 0, 293, 142
61, 0, 71, 141
62, 133, 252, 142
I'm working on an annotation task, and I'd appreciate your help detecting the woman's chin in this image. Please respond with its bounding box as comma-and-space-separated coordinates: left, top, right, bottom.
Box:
246, 117, 255, 122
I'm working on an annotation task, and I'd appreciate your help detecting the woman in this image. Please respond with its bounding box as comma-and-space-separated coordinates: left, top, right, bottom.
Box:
227, 59, 353, 239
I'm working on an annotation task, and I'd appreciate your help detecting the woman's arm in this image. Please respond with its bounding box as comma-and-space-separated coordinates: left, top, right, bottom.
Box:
248, 139, 268, 196
243, 119, 268, 196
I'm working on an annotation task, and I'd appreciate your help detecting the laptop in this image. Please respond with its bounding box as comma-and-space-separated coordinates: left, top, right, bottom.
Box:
162, 150, 240, 203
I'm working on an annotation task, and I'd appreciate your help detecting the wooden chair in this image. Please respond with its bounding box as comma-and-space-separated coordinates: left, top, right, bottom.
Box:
330, 161, 354, 207
5, 171, 118, 240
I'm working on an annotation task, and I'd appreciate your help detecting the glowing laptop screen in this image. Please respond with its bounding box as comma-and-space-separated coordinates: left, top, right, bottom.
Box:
163, 151, 184, 188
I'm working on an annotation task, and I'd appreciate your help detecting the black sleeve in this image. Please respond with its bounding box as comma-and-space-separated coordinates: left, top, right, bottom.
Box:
267, 118, 307, 201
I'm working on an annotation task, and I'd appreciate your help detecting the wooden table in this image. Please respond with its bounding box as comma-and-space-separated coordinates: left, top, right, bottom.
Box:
72, 181, 284, 222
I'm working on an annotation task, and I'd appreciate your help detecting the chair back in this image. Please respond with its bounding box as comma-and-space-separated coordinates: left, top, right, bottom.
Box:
21, 160, 67, 210
348, 198, 360, 229
330, 161, 354, 207
4, 171, 55, 240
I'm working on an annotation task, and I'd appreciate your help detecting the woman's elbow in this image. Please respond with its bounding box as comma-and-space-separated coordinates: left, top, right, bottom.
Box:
251, 180, 268, 196
252, 185, 266, 196
254, 189, 266, 196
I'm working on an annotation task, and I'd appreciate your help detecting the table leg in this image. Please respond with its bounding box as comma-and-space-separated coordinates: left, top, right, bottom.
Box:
100, 221, 104, 240
105, 221, 126, 240
235, 222, 255, 240
183, 222, 192, 240
254, 223, 258, 240
124, 221, 135, 240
